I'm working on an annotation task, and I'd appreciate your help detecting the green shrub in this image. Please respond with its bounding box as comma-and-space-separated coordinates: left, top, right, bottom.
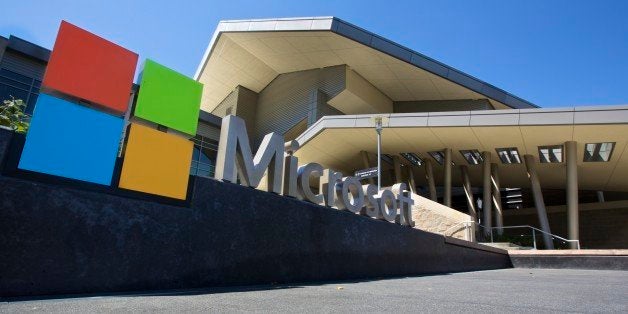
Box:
0, 97, 30, 133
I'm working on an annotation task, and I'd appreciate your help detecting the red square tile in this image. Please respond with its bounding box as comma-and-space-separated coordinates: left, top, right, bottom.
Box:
42, 21, 138, 114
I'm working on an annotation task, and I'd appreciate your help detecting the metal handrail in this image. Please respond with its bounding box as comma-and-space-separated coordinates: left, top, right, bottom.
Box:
443, 221, 475, 241
443, 221, 474, 236
495, 225, 581, 249
444, 221, 581, 250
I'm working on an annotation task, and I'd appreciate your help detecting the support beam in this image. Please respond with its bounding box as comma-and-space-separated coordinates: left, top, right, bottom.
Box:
460, 165, 476, 242
491, 163, 503, 236
443, 148, 452, 207
425, 159, 437, 202
524, 154, 554, 249
360, 150, 375, 185
407, 167, 417, 194
482, 151, 492, 235
393, 155, 402, 184
565, 141, 579, 249
597, 191, 605, 203
460, 165, 477, 221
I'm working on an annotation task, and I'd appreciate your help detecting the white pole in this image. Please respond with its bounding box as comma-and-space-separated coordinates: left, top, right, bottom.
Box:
376, 125, 382, 191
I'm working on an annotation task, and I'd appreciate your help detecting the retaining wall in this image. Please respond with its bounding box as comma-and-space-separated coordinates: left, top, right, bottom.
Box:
0, 128, 511, 297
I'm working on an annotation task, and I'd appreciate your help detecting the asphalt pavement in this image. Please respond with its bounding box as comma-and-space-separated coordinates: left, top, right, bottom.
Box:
1, 268, 627, 313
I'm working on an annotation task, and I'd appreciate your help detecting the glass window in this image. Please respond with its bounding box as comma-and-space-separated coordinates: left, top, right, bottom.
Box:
0, 68, 41, 113
538, 145, 563, 163
0, 84, 29, 103
400, 152, 423, 166
495, 147, 522, 164
428, 151, 445, 165
0, 69, 32, 84
427, 151, 455, 166
381, 154, 394, 165
190, 135, 218, 178
459, 149, 483, 165
584, 142, 615, 162
0, 76, 31, 90
26, 93, 38, 114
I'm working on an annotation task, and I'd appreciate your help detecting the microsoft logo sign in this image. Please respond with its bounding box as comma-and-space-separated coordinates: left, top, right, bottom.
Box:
17, 21, 202, 200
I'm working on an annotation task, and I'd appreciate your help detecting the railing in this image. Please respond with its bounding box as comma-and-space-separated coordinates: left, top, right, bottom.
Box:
445, 221, 580, 250
443, 221, 475, 241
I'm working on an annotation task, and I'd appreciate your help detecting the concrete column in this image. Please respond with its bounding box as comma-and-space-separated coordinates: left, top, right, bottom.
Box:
491, 163, 504, 235
597, 191, 605, 203
407, 167, 417, 194
460, 165, 477, 222
360, 150, 375, 185
444, 148, 452, 207
393, 155, 403, 184
565, 141, 579, 249
460, 165, 477, 242
524, 154, 554, 249
482, 151, 492, 235
425, 159, 437, 202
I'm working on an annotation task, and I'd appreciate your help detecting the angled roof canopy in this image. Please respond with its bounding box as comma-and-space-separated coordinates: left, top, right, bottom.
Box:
195, 17, 538, 113
293, 105, 628, 192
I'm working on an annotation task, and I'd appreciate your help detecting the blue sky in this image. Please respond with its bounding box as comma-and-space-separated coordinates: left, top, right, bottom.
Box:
2, 0, 627, 108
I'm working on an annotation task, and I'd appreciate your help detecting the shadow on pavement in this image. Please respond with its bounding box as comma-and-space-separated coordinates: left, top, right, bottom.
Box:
1, 272, 455, 302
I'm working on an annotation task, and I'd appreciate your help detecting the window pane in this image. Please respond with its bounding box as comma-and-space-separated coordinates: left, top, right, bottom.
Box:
584, 142, 614, 162
0, 69, 32, 84
540, 148, 550, 163
0, 84, 29, 102
196, 163, 211, 177
26, 93, 38, 114
192, 146, 200, 161
0, 76, 31, 90
552, 148, 562, 162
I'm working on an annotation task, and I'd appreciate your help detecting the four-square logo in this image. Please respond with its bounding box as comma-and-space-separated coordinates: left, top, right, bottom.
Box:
18, 21, 203, 200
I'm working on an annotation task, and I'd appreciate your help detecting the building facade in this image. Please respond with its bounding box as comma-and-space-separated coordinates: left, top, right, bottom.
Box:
2, 17, 627, 249
194, 17, 628, 249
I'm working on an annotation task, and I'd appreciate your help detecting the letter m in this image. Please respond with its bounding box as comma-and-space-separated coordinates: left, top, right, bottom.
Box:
214, 115, 284, 193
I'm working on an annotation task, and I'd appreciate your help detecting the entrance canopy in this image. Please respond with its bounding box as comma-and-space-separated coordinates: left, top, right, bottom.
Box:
294, 106, 628, 191
195, 17, 537, 113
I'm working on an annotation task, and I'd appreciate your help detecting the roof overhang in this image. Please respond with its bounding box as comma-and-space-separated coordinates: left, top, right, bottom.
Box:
294, 105, 628, 192
195, 17, 538, 113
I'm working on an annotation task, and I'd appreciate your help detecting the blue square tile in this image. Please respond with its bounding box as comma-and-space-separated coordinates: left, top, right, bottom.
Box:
18, 94, 124, 185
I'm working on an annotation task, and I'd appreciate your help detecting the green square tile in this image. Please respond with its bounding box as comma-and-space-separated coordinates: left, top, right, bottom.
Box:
135, 59, 202, 135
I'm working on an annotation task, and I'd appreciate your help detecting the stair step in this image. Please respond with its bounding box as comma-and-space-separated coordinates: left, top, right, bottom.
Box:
480, 242, 535, 250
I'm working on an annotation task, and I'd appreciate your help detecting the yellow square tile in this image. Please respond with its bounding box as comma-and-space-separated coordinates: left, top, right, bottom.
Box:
119, 123, 193, 200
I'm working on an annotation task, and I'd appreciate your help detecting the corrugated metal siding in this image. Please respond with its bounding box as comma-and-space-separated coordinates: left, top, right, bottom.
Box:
211, 88, 238, 117
0, 51, 46, 79
233, 86, 258, 140
254, 65, 346, 145
0, 39, 7, 63
393, 99, 493, 113
196, 121, 221, 141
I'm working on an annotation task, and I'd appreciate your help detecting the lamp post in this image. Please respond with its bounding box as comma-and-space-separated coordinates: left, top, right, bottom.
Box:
372, 116, 388, 190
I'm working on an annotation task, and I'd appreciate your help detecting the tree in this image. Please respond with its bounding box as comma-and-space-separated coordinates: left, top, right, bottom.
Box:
0, 97, 30, 133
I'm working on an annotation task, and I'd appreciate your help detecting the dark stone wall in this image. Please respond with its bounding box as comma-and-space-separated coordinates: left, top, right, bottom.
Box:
0, 128, 511, 297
